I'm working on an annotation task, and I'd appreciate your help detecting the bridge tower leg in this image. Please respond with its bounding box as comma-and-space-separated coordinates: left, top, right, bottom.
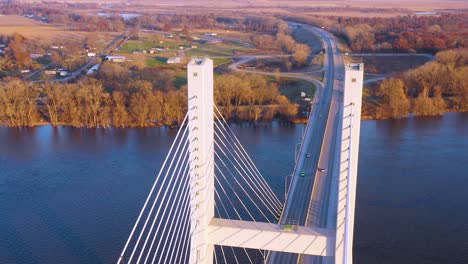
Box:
336, 63, 364, 264
187, 58, 215, 264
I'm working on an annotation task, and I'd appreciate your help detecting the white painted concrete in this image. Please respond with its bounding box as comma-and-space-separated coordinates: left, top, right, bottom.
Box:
185, 59, 363, 264
188, 58, 215, 264
335, 63, 364, 264
208, 218, 335, 256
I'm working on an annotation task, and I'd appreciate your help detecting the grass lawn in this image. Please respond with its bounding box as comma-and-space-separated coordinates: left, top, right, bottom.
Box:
145, 57, 167, 67
212, 58, 232, 66
186, 48, 233, 57
174, 70, 188, 88
279, 78, 316, 103
356, 55, 431, 74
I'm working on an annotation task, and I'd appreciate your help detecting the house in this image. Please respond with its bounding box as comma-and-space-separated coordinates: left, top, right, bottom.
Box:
149, 47, 165, 54
206, 38, 222, 44
86, 64, 100, 75
87, 52, 96, 57
45, 70, 58, 75
30, 53, 43, 59
21, 69, 30, 73
106, 56, 126, 63
59, 71, 70, 77
167, 57, 181, 64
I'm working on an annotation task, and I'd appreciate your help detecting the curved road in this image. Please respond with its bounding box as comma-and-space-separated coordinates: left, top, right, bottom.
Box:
265, 23, 345, 264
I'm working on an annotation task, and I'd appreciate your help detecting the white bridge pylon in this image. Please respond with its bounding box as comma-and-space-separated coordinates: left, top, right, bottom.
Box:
186, 58, 334, 264
117, 58, 356, 264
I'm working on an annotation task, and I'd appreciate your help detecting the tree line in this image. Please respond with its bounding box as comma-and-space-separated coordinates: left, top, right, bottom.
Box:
363, 49, 468, 119
0, 72, 298, 127
250, 20, 311, 69
285, 14, 466, 53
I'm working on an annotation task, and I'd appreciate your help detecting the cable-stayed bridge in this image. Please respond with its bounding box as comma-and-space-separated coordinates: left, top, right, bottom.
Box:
117, 25, 364, 264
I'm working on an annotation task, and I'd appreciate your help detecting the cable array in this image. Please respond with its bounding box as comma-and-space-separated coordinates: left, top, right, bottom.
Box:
117, 113, 193, 264
213, 105, 282, 263
118, 104, 283, 264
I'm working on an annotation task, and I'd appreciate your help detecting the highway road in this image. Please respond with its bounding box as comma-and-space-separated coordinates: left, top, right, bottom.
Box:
267, 23, 345, 264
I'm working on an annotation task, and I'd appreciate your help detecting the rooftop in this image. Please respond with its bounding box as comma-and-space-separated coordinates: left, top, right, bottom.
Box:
189, 57, 210, 66
345, 63, 363, 71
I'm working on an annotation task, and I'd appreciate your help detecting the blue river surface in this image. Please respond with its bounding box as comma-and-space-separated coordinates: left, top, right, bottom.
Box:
0, 112, 467, 264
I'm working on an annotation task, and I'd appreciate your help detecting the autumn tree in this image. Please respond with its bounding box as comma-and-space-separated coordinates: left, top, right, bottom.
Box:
111, 91, 130, 127
293, 43, 311, 66
41, 82, 67, 126
376, 78, 410, 118
4, 33, 32, 69
0, 78, 39, 126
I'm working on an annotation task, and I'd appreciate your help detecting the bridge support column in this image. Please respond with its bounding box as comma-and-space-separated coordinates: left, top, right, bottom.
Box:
187, 58, 215, 264
335, 63, 364, 264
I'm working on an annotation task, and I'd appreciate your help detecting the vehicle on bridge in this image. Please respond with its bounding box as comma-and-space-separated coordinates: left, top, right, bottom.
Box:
300, 171, 305, 177
318, 168, 325, 172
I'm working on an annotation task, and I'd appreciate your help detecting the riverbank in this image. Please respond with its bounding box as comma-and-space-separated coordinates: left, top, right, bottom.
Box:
2, 108, 467, 128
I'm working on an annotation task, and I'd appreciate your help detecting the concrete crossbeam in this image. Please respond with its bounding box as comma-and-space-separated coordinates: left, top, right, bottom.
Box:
207, 218, 335, 256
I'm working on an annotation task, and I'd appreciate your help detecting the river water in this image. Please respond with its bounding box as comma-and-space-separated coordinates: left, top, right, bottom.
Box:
0, 113, 467, 264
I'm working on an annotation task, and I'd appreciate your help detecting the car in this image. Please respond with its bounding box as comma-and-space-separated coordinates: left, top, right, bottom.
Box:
300, 171, 305, 177
318, 168, 325, 172
319, 114, 322, 118
307, 153, 311, 158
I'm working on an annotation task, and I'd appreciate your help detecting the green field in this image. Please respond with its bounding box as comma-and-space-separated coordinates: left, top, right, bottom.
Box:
145, 57, 168, 67
212, 58, 232, 66
279, 78, 316, 102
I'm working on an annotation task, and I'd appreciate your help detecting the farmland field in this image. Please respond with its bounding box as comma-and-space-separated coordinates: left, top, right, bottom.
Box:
0, 15, 114, 44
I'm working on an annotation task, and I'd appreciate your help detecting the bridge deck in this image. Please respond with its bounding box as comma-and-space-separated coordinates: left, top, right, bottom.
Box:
208, 218, 335, 256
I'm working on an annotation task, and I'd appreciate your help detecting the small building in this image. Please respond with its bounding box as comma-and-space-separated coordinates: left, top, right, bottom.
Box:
167, 57, 181, 64
149, 47, 165, 54
204, 33, 218, 36
87, 52, 96, 57
45, 70, 58, 75
106, 56, 126, 63
87, 64, 101, 75
59, 71, 70, 77
206, 38, 222, 44
133, 50, 147, 54
30, 53, 43, 59
21, 69, 30, 73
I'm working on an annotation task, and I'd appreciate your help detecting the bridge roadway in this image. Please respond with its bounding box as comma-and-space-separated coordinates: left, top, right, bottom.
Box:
268, 24, 345, 263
